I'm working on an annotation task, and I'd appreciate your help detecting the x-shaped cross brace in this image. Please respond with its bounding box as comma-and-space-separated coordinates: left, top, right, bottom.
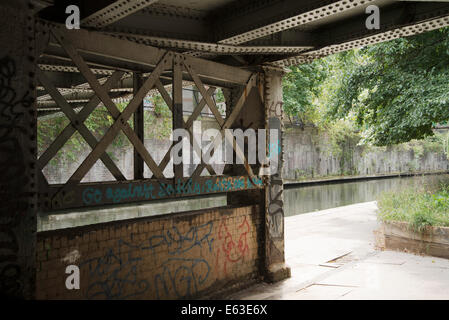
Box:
52, 29, 172, 199
37, 70, 126, 181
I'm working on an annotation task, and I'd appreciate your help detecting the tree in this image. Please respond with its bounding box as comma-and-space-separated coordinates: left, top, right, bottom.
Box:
329, 27, 449, 146
282, 60, 327, 126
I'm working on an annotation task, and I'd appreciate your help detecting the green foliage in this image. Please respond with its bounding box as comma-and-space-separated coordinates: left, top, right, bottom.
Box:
283, 61, 324, 125
215, 88, 225, 103
37, 116, 71, 166
328, 27, 449, 146
378, 183, 449, 231
282, 52, 359, 128
315, 120, 360, 174
38, 102, 134, 165
147, 95, 172, 139
391, 131, 449, 160
283, 28, 449, 147
325, 120, 360, 156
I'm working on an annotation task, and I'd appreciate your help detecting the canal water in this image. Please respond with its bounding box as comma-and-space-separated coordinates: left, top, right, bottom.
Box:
284, 174, 449, 216
38, 174, 449, 231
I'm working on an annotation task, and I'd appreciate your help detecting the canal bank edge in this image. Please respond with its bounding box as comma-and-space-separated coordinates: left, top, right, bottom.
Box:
375, 220, 449, 259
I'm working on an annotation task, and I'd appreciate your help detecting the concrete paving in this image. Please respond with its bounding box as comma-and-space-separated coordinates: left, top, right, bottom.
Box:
226, 201, 449, 300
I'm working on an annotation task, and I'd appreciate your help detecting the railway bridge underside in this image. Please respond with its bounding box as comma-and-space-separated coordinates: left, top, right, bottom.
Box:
1, 0, 449, 299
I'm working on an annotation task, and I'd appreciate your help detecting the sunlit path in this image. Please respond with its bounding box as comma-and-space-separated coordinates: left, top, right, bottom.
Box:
226, 202, 449, 300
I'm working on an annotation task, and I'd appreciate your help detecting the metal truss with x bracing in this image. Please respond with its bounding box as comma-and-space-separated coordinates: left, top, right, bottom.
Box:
37, 26, 266, 213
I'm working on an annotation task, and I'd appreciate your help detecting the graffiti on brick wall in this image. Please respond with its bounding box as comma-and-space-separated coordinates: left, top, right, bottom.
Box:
143, 222, 215, 299
215, 216, 250, 276
80, 239, 150, 300
154, 257, 210, 299
72, 213, 255, 300
79, 221, 216, 299
143, 222, 214, 256
0, 56, 33, 296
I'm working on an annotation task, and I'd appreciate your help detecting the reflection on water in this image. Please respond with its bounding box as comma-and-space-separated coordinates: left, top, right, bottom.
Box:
284, 174, 449, 216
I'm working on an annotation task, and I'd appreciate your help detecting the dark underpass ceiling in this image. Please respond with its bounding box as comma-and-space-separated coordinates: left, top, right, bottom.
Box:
34, 0, 449, 115
36, 0, 449, 67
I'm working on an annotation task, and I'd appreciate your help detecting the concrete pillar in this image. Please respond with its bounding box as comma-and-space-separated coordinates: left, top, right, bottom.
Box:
262, 67, 291, 282
0, 0, 37, 298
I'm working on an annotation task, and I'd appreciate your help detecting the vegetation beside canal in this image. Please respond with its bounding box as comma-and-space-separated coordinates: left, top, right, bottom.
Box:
378, 183, 449, 231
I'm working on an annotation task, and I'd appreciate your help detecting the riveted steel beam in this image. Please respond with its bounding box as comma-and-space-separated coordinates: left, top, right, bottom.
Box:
273, 2, 449, 67
104, 31, 313, 55
82, 0, 159, 28
49, 27, 252, 87
103, 4, 211, 42
215, 0, 380, 45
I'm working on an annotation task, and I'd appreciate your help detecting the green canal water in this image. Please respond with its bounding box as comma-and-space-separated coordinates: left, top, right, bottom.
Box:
284, 174, 449, 216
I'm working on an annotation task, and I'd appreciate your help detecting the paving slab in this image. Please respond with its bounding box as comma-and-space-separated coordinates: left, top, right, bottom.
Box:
225, 201, 449, 300
289, 284, 355, 300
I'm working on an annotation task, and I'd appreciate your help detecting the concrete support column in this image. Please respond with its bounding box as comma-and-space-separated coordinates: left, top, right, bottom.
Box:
0, 0, 37, 298
262, 67, 291, 282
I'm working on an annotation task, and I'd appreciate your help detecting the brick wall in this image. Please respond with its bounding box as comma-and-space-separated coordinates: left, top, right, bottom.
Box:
36, 205, 261, 299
